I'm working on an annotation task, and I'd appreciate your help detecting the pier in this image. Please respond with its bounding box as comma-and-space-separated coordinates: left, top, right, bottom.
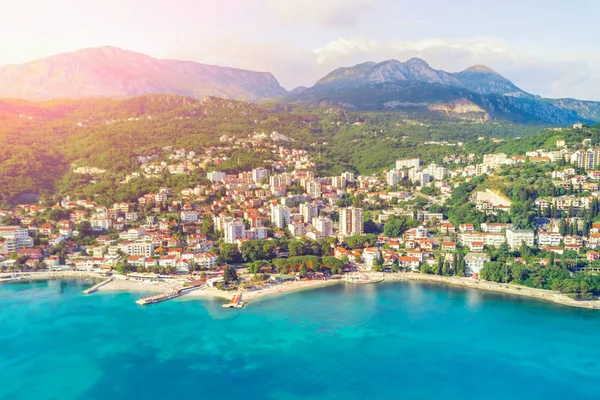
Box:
222, 292, 244, 308
83, 277, 114, 294
135, 280, 205, 306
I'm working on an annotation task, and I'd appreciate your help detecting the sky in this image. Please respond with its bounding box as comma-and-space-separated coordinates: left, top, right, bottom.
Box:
1, 0, 599, 100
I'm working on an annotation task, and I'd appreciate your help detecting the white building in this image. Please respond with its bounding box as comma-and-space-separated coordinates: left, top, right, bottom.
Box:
331, 176, 346, 189
341, 171, 355, 183
252, 168, 268, 184
90, 218, 112, 232
300, 203, 319, 223
305, 180, 322, 198
312, 216, 333, 236
505, 229, 535, 250
121, 242, 154, 257
386, 169, 405, 186
464, 252, 490, 276
0, 226, 33, 251
271, 204, 291, 229
207, 171, 226, 182
180, 211, 199, 223
396, 158, 420, 170
224, 220, 246, 244
339, 207, 363, 237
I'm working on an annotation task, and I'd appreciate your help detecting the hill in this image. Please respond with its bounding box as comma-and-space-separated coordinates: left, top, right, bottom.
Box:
0, 46, 287, 101
0, 94, 545, 206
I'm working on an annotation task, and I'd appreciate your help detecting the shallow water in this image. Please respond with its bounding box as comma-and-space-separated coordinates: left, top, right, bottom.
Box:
1, 279, 599, 400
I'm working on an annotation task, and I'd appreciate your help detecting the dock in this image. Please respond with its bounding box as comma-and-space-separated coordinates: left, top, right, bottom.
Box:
135, 280, 205, 306
83, 277, 113, 294
222, 292, 245, 308
136, 289, 181, 305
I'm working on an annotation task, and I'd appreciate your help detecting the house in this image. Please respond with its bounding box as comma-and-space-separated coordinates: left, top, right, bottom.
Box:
464, 252, 490, 276
459, 223, 475, 232
334, 247, 353, 259
362, 247, 381, 268
397, 256, 420, 271
587, 250, 600, 262
441, 241, 456, 251
468, 241, 484, 252
39, 223, 53, 236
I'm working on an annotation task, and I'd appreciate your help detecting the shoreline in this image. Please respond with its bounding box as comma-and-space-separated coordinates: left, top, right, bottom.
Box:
375, 273, 600, 310
2, 270, 599, 310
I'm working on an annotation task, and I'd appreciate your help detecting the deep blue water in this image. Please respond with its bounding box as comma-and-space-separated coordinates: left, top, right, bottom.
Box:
1, 279, 600, 400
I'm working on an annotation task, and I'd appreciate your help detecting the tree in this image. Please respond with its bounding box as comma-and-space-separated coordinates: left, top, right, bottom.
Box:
76, 221, 93, 238
288, 239, 305, 257
391, 258, 400, 272
219, 244, 242, 264
223, 265, 238, 284
299, 265, 308, 278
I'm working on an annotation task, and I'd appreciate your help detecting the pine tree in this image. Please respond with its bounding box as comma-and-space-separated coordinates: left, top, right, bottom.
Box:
559, 218, 567, 236
452, 253, 458, 275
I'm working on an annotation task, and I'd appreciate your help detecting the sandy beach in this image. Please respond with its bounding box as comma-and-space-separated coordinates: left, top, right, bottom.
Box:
3, 270, 599, 310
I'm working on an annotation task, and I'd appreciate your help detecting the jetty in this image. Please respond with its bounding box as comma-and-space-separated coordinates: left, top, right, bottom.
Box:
83, 277, 114, 294
222, 292, 244, 308
135, 280, 205, 306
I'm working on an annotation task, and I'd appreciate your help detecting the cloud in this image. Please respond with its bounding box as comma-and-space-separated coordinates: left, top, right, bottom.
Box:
265, 0, 377, 27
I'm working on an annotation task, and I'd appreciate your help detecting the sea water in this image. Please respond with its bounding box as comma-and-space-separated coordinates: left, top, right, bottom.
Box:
1, 279, 600, 400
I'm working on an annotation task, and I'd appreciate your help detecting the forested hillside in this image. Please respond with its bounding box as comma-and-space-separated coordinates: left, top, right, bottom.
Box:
0, 94, 573, 206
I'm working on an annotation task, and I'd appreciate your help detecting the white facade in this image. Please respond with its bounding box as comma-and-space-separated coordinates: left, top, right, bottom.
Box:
224, 220, 246, 244
271, 204, 290, 229
505, 229, 535, 250
207, 171, 226, 182
339, 207, 363, 237
395, 158, 420, 170
464, 252, 490, 276
312, 216, 333, 236
300, 203, 318, 223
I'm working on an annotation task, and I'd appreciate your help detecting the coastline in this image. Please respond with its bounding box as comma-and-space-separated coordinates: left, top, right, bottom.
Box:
2, 270, 600, 310
375, 273, 600, 310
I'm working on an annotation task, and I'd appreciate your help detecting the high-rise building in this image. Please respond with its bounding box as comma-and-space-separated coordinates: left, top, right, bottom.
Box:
312, 216, 333, 236
395, 158, 420, 170
305, 180, 322, 198
206, 171, 226, 182
386, 169, 405, 186
339, 207, 363, 236
341, 171, 355, 183
331, 176, 347, 189
251, 168, 268, 184
300, 203, 318, 223
270, 204, 290, 228
224, 220, 246, 244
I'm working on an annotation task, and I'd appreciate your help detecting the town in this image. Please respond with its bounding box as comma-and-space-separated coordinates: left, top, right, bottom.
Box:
2, 123, 600, 301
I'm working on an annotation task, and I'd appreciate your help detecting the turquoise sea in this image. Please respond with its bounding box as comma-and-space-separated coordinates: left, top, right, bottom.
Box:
1, 279, 600, 400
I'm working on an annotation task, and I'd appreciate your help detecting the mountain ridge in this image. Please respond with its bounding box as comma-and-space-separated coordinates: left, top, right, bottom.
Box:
0, 46, 287, 101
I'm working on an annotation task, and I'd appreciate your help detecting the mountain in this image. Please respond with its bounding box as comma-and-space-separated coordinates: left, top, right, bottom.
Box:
0, 46, 288, 101
315, 58, 462, 88
455, 65, 532, 98
285, 58, 600, 125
